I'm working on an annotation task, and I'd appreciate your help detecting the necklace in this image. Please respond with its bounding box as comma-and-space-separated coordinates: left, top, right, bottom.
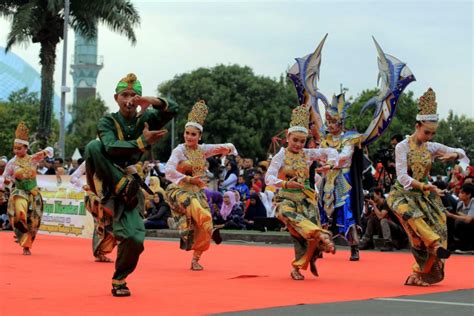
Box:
284, 148, 308, 184
184, 145, 206, 177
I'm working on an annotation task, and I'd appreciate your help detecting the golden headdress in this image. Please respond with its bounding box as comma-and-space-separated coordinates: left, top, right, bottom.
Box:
416, 88, 438, 122
288, 104, 309, 135
14, 121, 30, 146
185, 100, 208, 132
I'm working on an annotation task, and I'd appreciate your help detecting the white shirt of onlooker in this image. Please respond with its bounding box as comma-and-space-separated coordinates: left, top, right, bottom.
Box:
457, 198, 474, 216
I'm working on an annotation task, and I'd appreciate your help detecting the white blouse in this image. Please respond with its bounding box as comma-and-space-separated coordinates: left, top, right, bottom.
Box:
395, 138, 469, 189
4, 146, 54, 182
165, 143, 238, 185
70, 161, 86, 189
265, 147, 339, 188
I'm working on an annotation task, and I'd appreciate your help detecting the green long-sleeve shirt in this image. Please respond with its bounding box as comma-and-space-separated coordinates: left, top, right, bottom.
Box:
98, 97, 177, 167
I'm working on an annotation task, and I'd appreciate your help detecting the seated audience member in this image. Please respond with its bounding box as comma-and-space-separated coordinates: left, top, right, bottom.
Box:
433, 175, 447, 190
447, 183, 474, 250
244, 192, 267, 230
434, 177, 461, 249
464, 175, 473, 185
36, 159, 49, 175
251, 171, 263, 193
215, 191, 245, 230
259, 190, 275, 218
242, 158, 257, 188
232, 190, 245, 211
220, 159, 239, 191
448, 164, 465, 195
359, 188, 406, 251
149, 176, 166, 196
204, 189, 224, 225
144, 193, 171, 229
44, 158, 56, 175
234, 175, 250, 201
0, 185, 9, 230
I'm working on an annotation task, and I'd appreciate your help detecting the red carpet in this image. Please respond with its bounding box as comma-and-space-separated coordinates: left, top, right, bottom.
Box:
1, 233, 473, 316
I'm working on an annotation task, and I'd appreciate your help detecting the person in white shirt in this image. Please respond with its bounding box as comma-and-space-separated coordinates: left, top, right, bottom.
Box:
387, 88, 470, 286
165, 100, 237, 271
265, 104, 339, 281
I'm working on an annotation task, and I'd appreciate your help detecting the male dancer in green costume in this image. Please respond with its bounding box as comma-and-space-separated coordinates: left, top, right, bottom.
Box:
84, 73, 178, 297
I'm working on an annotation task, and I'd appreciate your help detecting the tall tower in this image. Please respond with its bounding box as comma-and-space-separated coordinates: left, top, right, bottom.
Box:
70, 31, 103, 104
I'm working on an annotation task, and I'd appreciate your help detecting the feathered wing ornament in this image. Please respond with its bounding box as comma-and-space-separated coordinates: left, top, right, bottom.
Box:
287, 34, 329, 135
359, 37, 416, 146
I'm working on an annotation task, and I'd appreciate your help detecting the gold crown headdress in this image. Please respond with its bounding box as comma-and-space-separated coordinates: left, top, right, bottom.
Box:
14, 121, 30, 146
185, 100, 208, 132
288, 105, 310, 135
416, 88, 438, 122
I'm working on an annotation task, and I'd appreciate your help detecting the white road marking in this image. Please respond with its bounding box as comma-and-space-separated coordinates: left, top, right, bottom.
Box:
375, 298, 474, 307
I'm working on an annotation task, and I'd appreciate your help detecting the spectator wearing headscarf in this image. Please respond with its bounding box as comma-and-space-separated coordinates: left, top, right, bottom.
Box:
149, 176, 165, 194
215, 191, 245, 230
244, 193, 267, 230
204, 189, 223, 223
144, 192, 171, 229
220, 160, 239, 191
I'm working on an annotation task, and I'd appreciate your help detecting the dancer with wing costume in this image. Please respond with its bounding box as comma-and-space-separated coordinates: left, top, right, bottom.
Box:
288, 35, 415, 260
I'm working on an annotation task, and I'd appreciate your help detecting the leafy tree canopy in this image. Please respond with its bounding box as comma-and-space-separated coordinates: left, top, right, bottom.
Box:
0, 88, 58, 157
65, 96, 109, 158
156, 64, 297, 161
345, 88, 417, 159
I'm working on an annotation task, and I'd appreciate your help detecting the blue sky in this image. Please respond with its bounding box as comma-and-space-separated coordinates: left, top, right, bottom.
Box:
1, 0, 472, 118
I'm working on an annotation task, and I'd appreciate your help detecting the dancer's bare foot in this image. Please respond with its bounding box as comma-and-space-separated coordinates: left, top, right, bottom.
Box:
290, 268, 304, 280
112, 283, 131, 297
23, 247, 31, 255
95, 254, 113, 262
404, 273, 429, 287
191, 260, 203, 271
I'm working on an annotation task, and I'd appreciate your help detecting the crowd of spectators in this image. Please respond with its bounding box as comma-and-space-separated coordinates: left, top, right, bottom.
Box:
0, 147, 472, 252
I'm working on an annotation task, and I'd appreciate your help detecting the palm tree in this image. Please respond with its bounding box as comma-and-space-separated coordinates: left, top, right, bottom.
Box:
0, 0, 140, 146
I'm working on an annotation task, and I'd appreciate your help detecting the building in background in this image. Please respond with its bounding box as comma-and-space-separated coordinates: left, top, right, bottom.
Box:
0, 47, 65, 120
70, 31, 103, 105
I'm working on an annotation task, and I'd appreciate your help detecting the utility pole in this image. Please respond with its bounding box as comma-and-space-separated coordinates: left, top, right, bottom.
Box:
59, 0, 71, 159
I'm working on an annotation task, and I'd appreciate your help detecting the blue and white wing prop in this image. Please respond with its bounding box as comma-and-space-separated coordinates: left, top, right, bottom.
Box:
360, 37, 416, 146
287, 34, 329, 133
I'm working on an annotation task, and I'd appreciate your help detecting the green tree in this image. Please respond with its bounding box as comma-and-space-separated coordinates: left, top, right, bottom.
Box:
156, 65, 297, 160
346, 90, 473, 175
1, 0, 140, 146
345, 88, 418, 160
65, 96, 108, 158
0, 88, 59, 157
432, 110, 474, 174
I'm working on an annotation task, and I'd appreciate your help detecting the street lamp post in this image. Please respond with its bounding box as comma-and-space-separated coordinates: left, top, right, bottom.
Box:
59, 0, 71, 159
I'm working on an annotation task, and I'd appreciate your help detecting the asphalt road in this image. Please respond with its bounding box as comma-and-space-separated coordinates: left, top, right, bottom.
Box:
215, 289, 474, 316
